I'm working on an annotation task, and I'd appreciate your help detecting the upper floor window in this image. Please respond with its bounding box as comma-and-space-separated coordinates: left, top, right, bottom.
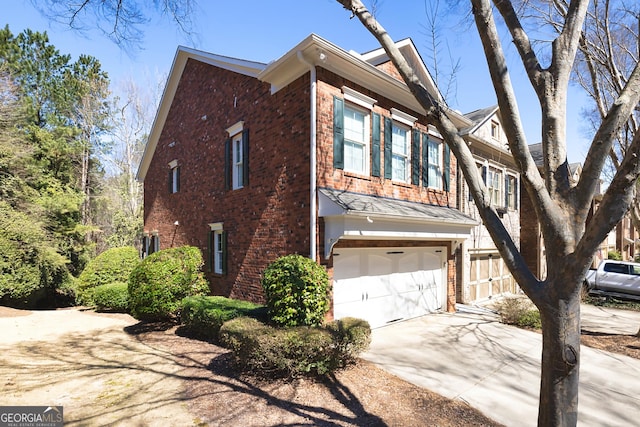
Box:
487, 166, 503, 206
343, 104, 370, 175
232, 133, 244, 189
506, 175, 518, 210
391, 123, 410, 182
427, 138, 443, 189
478, 163, 516, 210
225, 121, 249, 191
333, 88, 377, 176
168, 160, 180, 193
491, 120, 500, 139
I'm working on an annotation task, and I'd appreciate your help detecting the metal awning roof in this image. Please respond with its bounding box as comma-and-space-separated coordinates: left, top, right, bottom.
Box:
318, 188, 478, 258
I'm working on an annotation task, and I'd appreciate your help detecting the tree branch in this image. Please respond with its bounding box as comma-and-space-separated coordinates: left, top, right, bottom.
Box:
576, 60, 640, 208
336, 0, 545, 303
576, 126, 640, 261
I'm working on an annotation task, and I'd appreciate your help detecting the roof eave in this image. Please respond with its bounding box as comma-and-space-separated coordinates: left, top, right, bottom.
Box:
136, 46, 266, 182
258, 34, 469, 127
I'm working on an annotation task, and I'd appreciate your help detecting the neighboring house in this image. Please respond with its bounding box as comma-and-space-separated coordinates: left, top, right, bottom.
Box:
519, 142, 620, 278
456, 106, 521, 303
137, 34, 480, 328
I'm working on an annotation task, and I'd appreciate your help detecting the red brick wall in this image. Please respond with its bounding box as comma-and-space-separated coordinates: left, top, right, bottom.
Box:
315, 68, 457, 208
144, 59, 311, 303
144, 59, 461, 306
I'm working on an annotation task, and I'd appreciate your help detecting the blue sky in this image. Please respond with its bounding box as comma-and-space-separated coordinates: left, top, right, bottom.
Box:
5, 0, 590, 162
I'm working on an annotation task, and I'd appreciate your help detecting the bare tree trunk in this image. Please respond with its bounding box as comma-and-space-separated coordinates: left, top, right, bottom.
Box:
538, 288, 581, 426
80, 142, 90, 226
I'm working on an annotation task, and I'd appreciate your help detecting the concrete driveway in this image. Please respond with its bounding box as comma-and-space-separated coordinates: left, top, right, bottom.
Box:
362, 304, 640, 427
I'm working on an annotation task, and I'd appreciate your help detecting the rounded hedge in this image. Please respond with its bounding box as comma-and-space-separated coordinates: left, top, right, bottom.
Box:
92, 282, 129, 312
128, 246, 210, 321
262, 254, 330, 327
77, 246, 140, 304
218, 316, 371, 377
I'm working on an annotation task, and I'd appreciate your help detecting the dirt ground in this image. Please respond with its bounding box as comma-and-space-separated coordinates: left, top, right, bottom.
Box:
2, 306, 639, 426
0, 306, 501, 426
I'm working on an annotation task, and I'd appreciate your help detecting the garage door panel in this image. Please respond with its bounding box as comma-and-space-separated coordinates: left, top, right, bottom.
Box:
333, 247, 446, 329
333, 252, 362, 281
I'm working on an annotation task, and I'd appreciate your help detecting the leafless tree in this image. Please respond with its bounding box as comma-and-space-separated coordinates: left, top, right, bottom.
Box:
336, 0, 640, 426
31, 0, 197, 50
528, 0, 640, 248
94, 74, 162, 250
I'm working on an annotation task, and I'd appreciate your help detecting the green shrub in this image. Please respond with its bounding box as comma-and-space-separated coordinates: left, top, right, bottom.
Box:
180, 296, 265, 341
515, 309, 542, 329
219, 316, 371, 378
0, 201, 70, 308
92, 282, 129, 312
496, 296, 541, 329
77, 246, 139, 305
128, 246, 210, 321
608, 250, 622, 260
326, 317, 372, 363
262, 254, 329, 327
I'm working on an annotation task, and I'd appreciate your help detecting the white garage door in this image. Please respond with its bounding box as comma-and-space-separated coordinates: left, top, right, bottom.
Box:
333, 247, 446, 329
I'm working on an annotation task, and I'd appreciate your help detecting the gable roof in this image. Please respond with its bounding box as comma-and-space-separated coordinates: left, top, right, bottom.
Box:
357, 38, 446, 106
459, 105, 499, 136
136, 46, 266, 182
137, 34, 471, 182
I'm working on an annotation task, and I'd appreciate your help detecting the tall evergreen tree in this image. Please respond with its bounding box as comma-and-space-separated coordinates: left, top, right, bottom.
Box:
0, 26, 111, 306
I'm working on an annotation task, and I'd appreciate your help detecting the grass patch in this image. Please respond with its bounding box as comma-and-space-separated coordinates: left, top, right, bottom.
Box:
180, 296, 266, 341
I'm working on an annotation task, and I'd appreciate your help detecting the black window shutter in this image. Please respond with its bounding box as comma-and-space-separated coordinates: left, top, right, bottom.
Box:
384, 117, 392, 179
141, 236, 148, 258
515, 177, 519, 210
411, 129, 420, 185
242, 129, 250, 187
205, 231, 213, 272
168, 169, 173, 193
224, 138, 231, 190
221, 231, 227, 275
505, 175, 509, 208
444, 144, 450, 192
176, 166, 180, 192
422, 134, 429, 187
371, 112, 381, 177
155, 235, 160, 253
333, 96, 344, 169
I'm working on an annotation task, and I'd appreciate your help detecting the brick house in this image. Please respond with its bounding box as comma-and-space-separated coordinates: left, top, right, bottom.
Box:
137, 35, 478, 328
517, 143, 629, 278
456, 106, 521, 303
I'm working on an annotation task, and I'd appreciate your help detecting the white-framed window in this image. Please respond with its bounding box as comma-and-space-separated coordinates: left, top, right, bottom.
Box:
226, 121, 248, 191
208, 222, 225, 275
427, 138, 442, 189
214, 231, 224, 274
506, 174, 517, 210
487, 166, 503, 207
343, 104, 370, 175
491, 120, 500, 140
232, 133, 243, 190
391, 123, 410, 182
168, 159, 179, 193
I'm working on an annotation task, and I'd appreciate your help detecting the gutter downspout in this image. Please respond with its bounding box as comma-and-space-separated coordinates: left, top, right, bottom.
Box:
297, 51, 317, 261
